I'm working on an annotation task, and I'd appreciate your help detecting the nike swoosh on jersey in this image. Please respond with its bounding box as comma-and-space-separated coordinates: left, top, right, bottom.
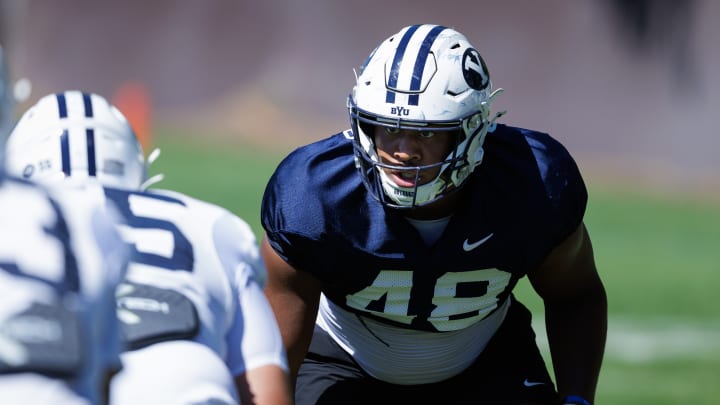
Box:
523, 379, 545, 387
462, 233, 494, 251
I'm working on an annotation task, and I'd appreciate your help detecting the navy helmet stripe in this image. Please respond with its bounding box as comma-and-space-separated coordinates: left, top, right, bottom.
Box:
60, 129, 71, 176
86, 128, 96, 176
408, 25, 446, 106
386, 24, 420, 104
82, 92, 93, 117
47, 196, 81, 293
56, 93, 68, 118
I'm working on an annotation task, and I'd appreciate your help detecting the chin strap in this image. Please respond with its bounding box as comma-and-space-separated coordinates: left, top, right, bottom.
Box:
486, 87, 507, 130
139, 147, 165, 191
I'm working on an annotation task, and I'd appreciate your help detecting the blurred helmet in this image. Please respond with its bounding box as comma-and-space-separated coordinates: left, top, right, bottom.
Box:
5, 90, 146, 189
0, 46, 15, 148
348, 24, 504, 208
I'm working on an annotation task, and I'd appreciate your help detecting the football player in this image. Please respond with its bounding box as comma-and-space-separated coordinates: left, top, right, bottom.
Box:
260, 24, 606, 404
0, 46, 127, 405
5, 90, 292, 405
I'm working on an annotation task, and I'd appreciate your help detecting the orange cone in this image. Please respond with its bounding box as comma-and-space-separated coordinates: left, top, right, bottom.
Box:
112, 81, 153, 152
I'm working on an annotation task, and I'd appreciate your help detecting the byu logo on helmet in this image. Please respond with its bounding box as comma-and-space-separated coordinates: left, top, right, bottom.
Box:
391, 106, 410, 116
462, 48, 490, 91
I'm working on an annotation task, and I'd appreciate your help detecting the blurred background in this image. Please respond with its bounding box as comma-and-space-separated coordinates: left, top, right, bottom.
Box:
2, 1, 719, 403
0, 0, 720, 405
1, 0, 718, 197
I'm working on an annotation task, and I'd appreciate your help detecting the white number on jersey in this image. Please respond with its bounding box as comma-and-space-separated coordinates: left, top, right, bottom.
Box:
345, 268, 511, 331
105, 189, 194, 272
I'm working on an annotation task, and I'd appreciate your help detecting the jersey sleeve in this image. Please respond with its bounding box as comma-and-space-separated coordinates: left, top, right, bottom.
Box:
212, 211, 288, 376
73, 191, 128, 365
260, 134, 355, 273
88, 204, 128, 372
214, 211, 266, 287
525, 130, 588, 243
51, 185, 129, 401
230, 270, 288, 375
260, 149, 307, 266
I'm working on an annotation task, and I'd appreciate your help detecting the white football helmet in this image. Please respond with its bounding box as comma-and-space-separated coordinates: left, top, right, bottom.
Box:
348, 24, 505, 208
5, 90, 147, 189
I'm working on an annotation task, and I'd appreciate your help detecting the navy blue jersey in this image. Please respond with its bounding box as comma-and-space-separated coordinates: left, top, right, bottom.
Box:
261, 124, 587, 332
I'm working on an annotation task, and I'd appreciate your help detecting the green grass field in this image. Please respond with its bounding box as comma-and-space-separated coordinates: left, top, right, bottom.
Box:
149, 132, 720, 404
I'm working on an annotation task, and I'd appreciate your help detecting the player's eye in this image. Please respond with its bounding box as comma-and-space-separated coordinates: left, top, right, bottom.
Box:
384, 127, 400, 135
418, 131, 436, 139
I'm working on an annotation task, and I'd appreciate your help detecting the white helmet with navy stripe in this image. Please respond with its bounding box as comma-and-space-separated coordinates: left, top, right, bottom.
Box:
5, 90, 147, 189
348, 24, 505, 208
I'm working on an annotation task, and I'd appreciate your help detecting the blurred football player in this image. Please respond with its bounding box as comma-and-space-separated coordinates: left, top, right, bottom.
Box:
0, 46, 127, 405
261, 24, 607, 404
6, 90, 291, 405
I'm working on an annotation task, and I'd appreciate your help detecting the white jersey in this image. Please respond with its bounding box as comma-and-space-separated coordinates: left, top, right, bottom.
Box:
104, 187, 287, 405
0, 176, 127, 405
317, 293, 510, 384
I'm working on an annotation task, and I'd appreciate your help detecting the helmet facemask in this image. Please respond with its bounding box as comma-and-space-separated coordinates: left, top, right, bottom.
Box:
348, 24, 505, 209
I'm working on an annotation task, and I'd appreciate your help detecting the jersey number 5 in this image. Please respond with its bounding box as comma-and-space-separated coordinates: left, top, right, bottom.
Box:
106, 189, 194, 272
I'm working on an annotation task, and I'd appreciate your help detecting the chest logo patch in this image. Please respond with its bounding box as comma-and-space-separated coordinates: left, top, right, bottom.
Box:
462, 233, 494, 251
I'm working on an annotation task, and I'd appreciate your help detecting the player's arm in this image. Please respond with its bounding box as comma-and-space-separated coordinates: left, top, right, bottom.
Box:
236, 364, 292, 405
232, 262, 292, 405
261, 234, 322, 386
213, 213, 292, 405
527, 222, 607, 404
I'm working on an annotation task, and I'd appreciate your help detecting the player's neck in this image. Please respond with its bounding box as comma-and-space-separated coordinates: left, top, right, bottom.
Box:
405, 190, 462, 220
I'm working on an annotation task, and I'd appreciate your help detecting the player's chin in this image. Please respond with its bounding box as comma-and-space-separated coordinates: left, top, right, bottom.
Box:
387, 171, 424, 188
